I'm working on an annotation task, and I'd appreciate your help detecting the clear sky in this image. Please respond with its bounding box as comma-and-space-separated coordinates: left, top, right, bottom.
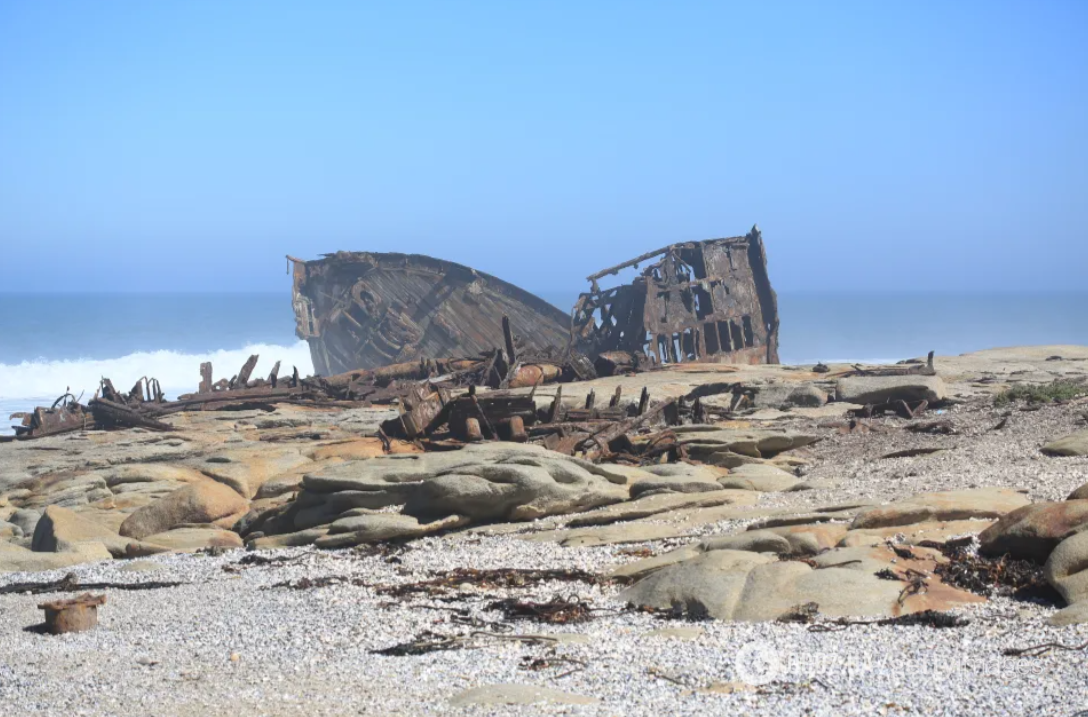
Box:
1, 0, 1085, 294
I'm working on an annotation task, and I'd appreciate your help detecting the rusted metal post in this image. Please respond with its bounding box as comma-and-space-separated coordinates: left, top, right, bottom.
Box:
546, 386, 563, 424
638, 387, 650, 416
609, 386, 623, 408
502, 315, 517, 366
585, 390, 596, 410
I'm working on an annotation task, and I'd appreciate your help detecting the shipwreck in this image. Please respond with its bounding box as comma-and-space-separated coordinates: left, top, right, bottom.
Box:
290, 225, 779, 377
572, 225, 780, 366
289, 252, 570, 376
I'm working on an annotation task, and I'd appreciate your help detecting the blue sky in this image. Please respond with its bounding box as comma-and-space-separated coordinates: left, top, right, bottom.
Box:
1, 0, 1085, 294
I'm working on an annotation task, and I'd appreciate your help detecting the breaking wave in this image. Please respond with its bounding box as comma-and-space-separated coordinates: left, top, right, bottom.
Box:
0, 342, 314, 404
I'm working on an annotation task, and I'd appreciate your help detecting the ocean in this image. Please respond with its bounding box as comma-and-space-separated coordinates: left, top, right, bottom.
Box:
2, 292, 1086, 432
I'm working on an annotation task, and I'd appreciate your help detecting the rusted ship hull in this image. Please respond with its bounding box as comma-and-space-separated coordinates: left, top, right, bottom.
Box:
572, 225, 780, 366
290, 252, 571, 376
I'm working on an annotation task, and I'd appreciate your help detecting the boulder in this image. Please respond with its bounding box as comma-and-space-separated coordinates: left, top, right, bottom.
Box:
978, 501, 1088, 562
851, 488, 1030, 530
8, 509, 41, 536
1069, 482, 1088, 501
315, 514, 468, 548
673, 427, 820, 466
1044, 530, 1088, 606
403, 456, 627, 522
763, 523, 850, 555
142, 527, 244, 552
834, 375, 947, 405
119, 482, 249, 540
717, 464, 802, 492
1049, 600, 1088, 626
1041, 429, 1088, 457
32, 505, 130, 556
620, 544, 983, 621
785, 385, 828, 408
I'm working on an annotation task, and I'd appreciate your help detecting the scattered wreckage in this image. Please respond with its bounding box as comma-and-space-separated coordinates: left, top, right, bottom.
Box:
10, 229, 942, 456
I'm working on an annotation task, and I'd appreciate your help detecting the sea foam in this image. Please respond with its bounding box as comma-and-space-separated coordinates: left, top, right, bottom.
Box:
0, 341, 315, 403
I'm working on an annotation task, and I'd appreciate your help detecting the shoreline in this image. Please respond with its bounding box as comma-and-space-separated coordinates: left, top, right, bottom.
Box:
2, 344, 1087, 715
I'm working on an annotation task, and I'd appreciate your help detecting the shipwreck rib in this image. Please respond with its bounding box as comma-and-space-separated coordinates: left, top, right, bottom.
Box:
289, 252, 571, 376
572, 225, 780, 366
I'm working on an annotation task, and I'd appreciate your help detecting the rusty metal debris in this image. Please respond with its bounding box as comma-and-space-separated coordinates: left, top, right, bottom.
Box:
572, 225, 780, 366
7, 393, 89, 440
289, 252, 572, 376
37, 593, 106, 634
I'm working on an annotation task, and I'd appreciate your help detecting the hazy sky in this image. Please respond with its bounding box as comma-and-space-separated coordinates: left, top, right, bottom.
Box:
1, 0, 1085, 294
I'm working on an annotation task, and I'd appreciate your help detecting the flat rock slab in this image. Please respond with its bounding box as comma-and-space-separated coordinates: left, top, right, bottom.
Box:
835, 375, 947, 405
851, 488, 1030, 530
449, 684, 598, 706
1042, 429, 1088, 457
566, 489, 757, 528
0, 540, 113, 572
979, 500, 1088, 563
717, 463, 802, 492
840, 519, 995, 547
527, 522, 692, 548
674, 427, 820, 465
315, 513, 468, 548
